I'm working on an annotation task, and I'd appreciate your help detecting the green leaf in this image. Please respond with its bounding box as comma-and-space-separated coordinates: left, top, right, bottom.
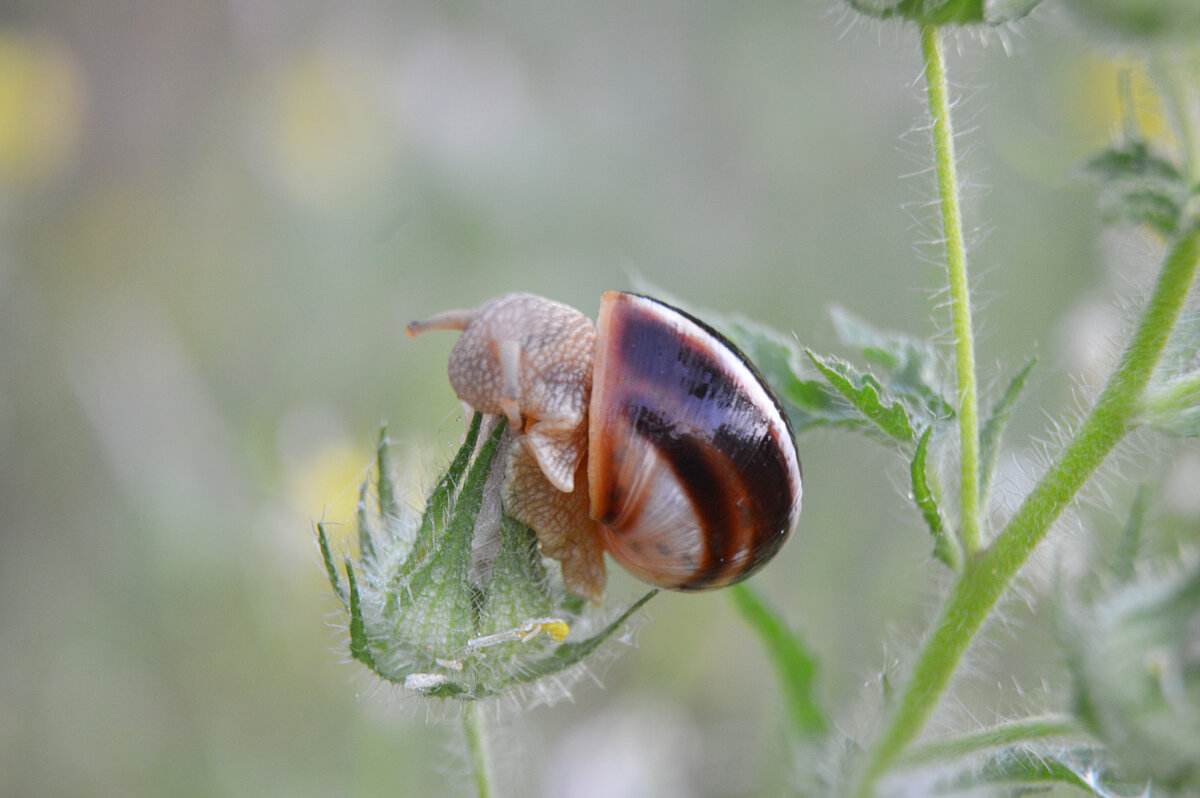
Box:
1081, 140, 1190, 237
728, 582, 828, 738
978, 357, 1036, 501
807, 351, 918, 447
356, 482, 377, 566
911, 426, 960, 570
344, 558, 377, 670
831, 306, 954, 424
316, 522, 346, 603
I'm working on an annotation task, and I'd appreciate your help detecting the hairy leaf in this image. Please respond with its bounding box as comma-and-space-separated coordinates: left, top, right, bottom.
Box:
316, 522, 345, 603
831, 306, 953, 423
1082, 140, 1191, 237
911, 426, 960, 569
344, 559, 377, 670
808, 351, 918, 447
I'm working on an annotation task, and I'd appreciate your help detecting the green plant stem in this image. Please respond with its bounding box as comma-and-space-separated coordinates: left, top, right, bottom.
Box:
921, 23, 982, 557
853, 223, 1200, 798
464, 702, 493, 798
894, 714, 1080, 768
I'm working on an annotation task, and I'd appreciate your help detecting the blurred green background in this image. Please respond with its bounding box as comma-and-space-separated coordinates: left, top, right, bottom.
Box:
1, 2, 1190, 796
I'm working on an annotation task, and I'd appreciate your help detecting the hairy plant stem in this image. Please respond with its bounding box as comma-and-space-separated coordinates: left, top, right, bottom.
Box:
854, 222, 1200, 798
464, 703, 493, 798
921, 23, 982, 557
848, 25, 1200, 798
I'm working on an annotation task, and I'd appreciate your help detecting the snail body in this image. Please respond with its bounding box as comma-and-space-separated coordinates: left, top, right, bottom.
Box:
408, 290, 802, 600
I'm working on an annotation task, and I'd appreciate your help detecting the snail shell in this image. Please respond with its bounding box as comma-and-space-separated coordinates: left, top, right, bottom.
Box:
408, 290, 802, 600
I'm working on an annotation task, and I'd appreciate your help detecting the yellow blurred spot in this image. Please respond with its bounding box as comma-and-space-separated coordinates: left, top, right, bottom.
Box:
0, 29, 84, 188
290, 440, 371, 530
1066, 55, 1171, 149
264, 50, 397, 209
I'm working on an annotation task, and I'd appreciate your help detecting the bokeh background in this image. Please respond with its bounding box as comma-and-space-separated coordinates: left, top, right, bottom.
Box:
2, 1, 1194, 796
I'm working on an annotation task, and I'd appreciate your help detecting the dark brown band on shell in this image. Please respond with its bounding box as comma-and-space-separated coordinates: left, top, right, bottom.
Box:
590, 291, 802, 589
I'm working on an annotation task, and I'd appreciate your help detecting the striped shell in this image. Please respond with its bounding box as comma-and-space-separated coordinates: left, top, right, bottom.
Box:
588, 292, 802, 590
408, 290, 802, 599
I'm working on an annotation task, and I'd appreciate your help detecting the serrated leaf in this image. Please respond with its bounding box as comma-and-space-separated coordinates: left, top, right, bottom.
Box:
831, 306, 953, 423
808, 351, 918, 447
728, 583, 828, 738
978, 357, 1036, 501
911, 426, 961, 570
1082, 140, 1190, 237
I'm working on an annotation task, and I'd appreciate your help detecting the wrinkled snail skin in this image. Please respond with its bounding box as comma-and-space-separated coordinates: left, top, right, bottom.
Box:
589, 291, 802, 590
408, 290, 803, 597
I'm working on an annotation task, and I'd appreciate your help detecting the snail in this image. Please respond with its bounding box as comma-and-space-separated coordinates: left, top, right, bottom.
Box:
407, 291, 802, 601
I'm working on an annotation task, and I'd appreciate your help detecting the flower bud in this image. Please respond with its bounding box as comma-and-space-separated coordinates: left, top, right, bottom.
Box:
317, 413, 654, 702
843, 0, 1040, 26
